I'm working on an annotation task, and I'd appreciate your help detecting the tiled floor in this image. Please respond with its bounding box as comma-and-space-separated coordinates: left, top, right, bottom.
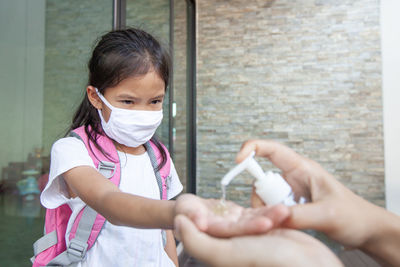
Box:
0, 194, 45, 266
338, 250, 381, 267
179, 249, 382, 267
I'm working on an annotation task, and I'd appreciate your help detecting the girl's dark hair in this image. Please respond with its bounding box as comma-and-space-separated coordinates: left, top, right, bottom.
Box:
68, 28, 170, 171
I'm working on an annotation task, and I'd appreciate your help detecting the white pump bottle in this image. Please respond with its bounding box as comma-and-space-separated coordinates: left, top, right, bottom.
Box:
221, 151, 297, 206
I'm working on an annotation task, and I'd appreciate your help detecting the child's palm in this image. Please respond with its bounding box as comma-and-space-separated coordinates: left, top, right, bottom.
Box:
175, 194, 289, 238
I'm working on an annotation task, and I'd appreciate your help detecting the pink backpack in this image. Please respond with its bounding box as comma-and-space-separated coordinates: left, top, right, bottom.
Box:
31, 126, 171, 266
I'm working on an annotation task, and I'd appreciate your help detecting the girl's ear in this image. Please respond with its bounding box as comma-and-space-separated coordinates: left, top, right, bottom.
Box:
87, 86, 102, 109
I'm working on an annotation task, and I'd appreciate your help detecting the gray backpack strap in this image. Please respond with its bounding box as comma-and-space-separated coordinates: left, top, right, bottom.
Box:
31, 230, 58, 263
144, 142, 167, 247
70, 131, 116, 180
46, 205, 98, 266
69, 131, 82, 140
45, 162, 114, 266
97, 161, 116, 179
144, 142, 163, 200
31, 129, 117, 266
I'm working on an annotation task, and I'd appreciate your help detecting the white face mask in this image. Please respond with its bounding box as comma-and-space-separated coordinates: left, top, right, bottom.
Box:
95, 88, 163, 147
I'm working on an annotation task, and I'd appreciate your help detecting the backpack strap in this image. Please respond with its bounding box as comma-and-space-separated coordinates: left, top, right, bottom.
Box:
31, 230, 58, 263
44, 206, 98, 266
144, 140, 171, 200
144, 140, 171, 248
31, 204, 73, 266
47, 126, 121, 266
32, 127, 172, 265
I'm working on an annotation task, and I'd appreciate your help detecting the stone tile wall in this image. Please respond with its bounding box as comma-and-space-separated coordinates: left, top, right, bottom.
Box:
195, 0, 383, 207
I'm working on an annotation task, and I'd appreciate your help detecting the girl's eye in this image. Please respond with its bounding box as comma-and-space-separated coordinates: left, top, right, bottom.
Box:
151, 99, 162, 104
121, 100, 134, 105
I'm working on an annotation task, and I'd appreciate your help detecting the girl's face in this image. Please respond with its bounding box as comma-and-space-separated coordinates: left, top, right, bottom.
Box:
88, 71, 165, 122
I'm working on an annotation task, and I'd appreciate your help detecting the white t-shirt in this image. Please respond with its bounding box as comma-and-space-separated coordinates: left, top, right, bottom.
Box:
41, 137, 183, 267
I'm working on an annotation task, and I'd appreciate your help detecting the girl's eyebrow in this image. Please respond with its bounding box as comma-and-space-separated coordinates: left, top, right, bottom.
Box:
117, 94, 138, 100
151, 94, 165, 100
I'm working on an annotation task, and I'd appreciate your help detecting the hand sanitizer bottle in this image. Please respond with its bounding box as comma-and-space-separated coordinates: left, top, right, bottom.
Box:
221, 151, 298, 206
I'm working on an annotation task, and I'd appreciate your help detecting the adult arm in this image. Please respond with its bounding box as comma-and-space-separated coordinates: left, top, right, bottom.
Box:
237, 139, 400, 266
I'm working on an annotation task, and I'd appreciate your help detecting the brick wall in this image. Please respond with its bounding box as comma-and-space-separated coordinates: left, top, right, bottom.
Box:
195, 0, 384, 207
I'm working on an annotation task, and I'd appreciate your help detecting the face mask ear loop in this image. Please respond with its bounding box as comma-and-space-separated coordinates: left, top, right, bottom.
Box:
95, 88, 114, 111
95, 88, 114, 126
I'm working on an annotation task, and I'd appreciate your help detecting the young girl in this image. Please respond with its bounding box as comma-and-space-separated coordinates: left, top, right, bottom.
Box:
39, 28, 182, 266
34, 27, 296, 267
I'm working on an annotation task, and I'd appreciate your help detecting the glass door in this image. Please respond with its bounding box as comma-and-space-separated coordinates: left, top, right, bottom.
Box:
0, 1, 189, 264
125, 0, 189, 192
126, 0, 172, 148
0, 0, 113, 265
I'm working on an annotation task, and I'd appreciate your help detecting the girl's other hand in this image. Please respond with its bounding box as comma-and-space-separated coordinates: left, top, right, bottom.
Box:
174, 214, 343, 267
174, 193, 289, 238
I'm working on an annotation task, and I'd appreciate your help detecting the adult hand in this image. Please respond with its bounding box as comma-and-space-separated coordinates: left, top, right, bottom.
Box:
174, 193, 290, 238
236, 139, 400, 266
175, 214, 343, 267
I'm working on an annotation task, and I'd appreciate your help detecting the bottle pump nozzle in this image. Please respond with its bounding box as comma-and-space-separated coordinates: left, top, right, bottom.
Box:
221, 151, 296, 206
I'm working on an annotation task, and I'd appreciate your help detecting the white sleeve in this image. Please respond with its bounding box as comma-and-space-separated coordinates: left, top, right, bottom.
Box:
166, 160, 183, 200
40, 137, 96, 209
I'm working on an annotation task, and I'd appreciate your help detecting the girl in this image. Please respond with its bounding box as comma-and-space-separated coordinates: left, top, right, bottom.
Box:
34, 27, 299, 267
40, 28, 182, 266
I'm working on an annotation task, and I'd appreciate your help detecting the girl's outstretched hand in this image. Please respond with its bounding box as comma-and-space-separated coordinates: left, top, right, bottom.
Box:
174, 193, 289, 238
